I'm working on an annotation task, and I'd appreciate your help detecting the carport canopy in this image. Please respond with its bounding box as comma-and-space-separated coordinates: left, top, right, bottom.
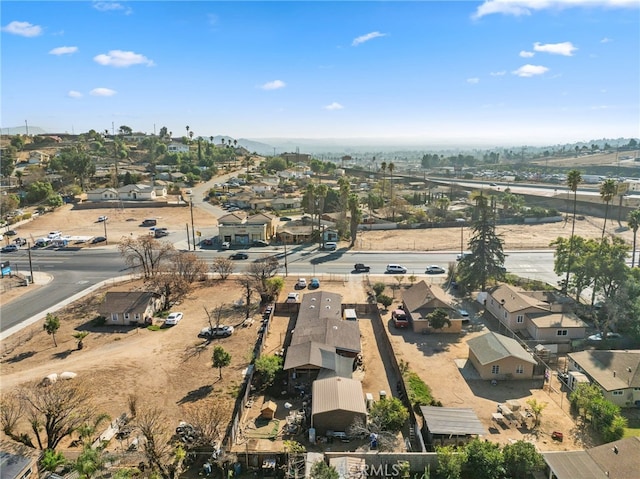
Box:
420, 406, 487, 436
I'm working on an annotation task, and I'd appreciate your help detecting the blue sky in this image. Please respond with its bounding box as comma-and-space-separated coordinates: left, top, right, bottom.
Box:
1, 0, 639, 146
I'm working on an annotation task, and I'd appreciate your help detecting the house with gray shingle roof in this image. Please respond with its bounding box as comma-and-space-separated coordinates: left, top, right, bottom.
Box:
467, 331, 537, 380
401, 280, 462, 333
567, 350, 640, 407
98, 291, 162, 326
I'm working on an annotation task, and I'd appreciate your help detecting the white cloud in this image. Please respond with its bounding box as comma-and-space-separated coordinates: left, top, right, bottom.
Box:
512, 64, 549, 77
1, 21, 42, 37
93, 2, 132, 15
94, 50, 154, 67
324, 102, 344, 110
352, 31, 386, 46
67, 90, 83, 98
49, 46, 78, 55
601, 37, 613, 43
260, 80, 286, 90
472, 0, 639, 19
490, 70, 507, 76
90, 87, 117, 96
519, 50, 535, 58
467, 78, 480, 84
534, 41, 577, 56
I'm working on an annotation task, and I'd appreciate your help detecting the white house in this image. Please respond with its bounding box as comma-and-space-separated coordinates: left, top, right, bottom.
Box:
167, 143, 190, 153
86, 188, 119, 202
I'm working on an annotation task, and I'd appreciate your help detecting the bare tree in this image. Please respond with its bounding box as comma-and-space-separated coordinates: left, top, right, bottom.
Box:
181, 398, 231, 448
135, 405, 181, 479
146, 267, 191, 311
18, 380, 97, 450
236, 275, 256, 320
245, 255, 280, 302
0, 392, 24, 439
348, 417, 399, 451
211, 257, 234, 280
119, 235, 175, 279
171, 252, 208, 283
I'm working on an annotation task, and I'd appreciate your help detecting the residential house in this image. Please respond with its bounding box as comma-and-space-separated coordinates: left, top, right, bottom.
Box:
167, 143, 190, 153
401, 280, 462, 333
117, 184, 158, 200
251, 182, 273, 194
466, 331, 537, 380
218, 212, 276, 245
311, 377, 367, 435
322, 229, 339, 243
28, 150, 50, 165
98, 291, 162, 326
485, 284, 583, 342
87, 187, 119, 202
567, 350, 640, 407
278, 225, 314, 244
0, 441, 40, 479
272, 196, 302, 211
543, 436, 640, 479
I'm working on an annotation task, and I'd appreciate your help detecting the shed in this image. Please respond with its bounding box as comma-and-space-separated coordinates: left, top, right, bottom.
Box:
261, 400, 277, 419
467, 331, 537, 380
420, 406, 487, 447
311, 377, 366, 435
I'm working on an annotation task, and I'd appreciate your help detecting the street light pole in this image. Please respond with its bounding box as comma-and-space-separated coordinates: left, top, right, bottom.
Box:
460, 220, 465, 257
283, 237, 288, 277
103, 218, 108, 245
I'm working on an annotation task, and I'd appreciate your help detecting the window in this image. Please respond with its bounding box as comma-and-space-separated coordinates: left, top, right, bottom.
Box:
515, 365, 524, 374
491, 299, 494, 306
556, 330, 568, 336
124, 313, 130, 320
134, 313, 141, 320
111, 313, 118, 322
612, 390, 624, 396
504, 311, 507, 319
516, 315, 524, 323
19, 468, 32, 479
491, 365, 500, 375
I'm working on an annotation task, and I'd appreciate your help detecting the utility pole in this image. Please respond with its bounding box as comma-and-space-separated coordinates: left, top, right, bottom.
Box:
283, 237, 288, 277
27, 243, 34, 285
103, 218, 108, 245
186, 223, 191, 250
190, 197, 196, 250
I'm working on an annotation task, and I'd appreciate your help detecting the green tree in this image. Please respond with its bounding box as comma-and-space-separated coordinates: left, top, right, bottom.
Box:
254, 355, 283, 387
47, 194, 64, 209
502, 440, 544, 478
43, 313, 61, 347
73, 332, 89, 350
599, 178, 617, 237
380, 161, 387, 198
426, 309, 451, 331
75, 444, 105, 479
0, 154, 15, 178
26, 181, 54, 204
57, 145, 96, 189
0, 193, 20, 217
435, 445, 465, 479
457, 192, 505, 291
372, 282, 386, 296
570, 383, 603, 418
377, 294, 393, 310
463, 439, 505, 479
564, 169, 583, 293
368, 397, 408, 432
212, 346, 231, 379
40, 449, 67, 473
264, 157, 287, 171
525, 398, 547, 429
310, 460, 339, 479
628, 208, 640, 268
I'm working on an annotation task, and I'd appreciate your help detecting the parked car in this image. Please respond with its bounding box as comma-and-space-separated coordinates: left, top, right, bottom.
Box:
13, 237, 27, 246
97, 215, 108, 222
230, 252, 249, 260
323, 242, 337, 251
386, 264, 407, 274
48, 231, 61, 239
1, 244, 19, 252
296, 278, 307, 289
252, 240, 269, 247
91, 236, 107, 244
154, 228, 169, 238
203, 238, 213, 246
426, 265, 446, 274
221, 241, 231, 250
457, 252, 472, 261
198, 325, 234, 339
392, 309, 409, 328
141, 218, 157, 226
280, 217, 292, 221
353, 263, 371, 273
309, 278, 320, 289
587, 332, 621, 341
286, 292, 300, 303
458, 309, 470, 318
5, 230, 17, 236
165, 312, 184, 326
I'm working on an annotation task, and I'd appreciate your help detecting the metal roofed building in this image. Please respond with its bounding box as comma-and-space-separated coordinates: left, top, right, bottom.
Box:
466, 331, 537, 380
419, 406, 487, 448
311, 377, 367, 435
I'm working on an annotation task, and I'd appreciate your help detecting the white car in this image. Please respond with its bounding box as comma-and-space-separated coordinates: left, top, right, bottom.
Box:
587, 332, 621, 341
297, 278, 307, 289
48, 231, 62, 239
165, 312, 184, 326
386, 264, 407, 274
98, 215, 108, 222
458, 309, 469, 318
286, 292, 300, 303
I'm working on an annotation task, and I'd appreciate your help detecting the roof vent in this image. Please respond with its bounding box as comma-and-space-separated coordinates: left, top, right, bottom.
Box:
327, 298, 331, 302
309, 305, 315, 309
613, 371, 617, 377
326, 305, 331, 309
311, 298, 316, 301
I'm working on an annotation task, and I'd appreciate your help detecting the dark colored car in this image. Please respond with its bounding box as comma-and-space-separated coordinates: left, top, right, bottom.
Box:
353, 263, 371, 273
230, 252, 249, 260
252, 240, 269, 247
2, 244, 19, 252
426, 265, 446, 274
280, 217, 292, 221
91, 236, 107, 244
5, 230, 17, 236
14, 237, 27, 246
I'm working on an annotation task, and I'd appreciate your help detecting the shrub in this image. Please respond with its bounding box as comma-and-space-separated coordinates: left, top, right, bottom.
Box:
377, 294, 393, 309
92, 316, 107, 327
372, 282, 386, 296
404, 371, 436, 410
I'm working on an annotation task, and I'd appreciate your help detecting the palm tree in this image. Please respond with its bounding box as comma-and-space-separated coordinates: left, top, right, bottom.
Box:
599, 179, 617, 238
388, 162, 395, 220
185, 125, 190, 138
564, 169, 582, 293
380, 161, 387, 198
316, 184, 329, 247
628, 208, 640, 268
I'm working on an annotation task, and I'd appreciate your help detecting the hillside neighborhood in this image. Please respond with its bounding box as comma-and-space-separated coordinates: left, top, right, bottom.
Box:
1, 130, 640, 479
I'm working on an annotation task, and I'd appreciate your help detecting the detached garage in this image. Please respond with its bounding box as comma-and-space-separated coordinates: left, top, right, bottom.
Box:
311, 377, 366, 435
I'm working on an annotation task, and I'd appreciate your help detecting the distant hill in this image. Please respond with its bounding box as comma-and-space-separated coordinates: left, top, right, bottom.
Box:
2, 125, 48, 135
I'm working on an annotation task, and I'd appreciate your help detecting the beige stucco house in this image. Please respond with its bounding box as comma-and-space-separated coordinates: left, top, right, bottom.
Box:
567, 350, 640, 408
467, 332, 537, 380
98, 291, 162, 326
218, 212, 277, 245
402, 281, 463, 333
